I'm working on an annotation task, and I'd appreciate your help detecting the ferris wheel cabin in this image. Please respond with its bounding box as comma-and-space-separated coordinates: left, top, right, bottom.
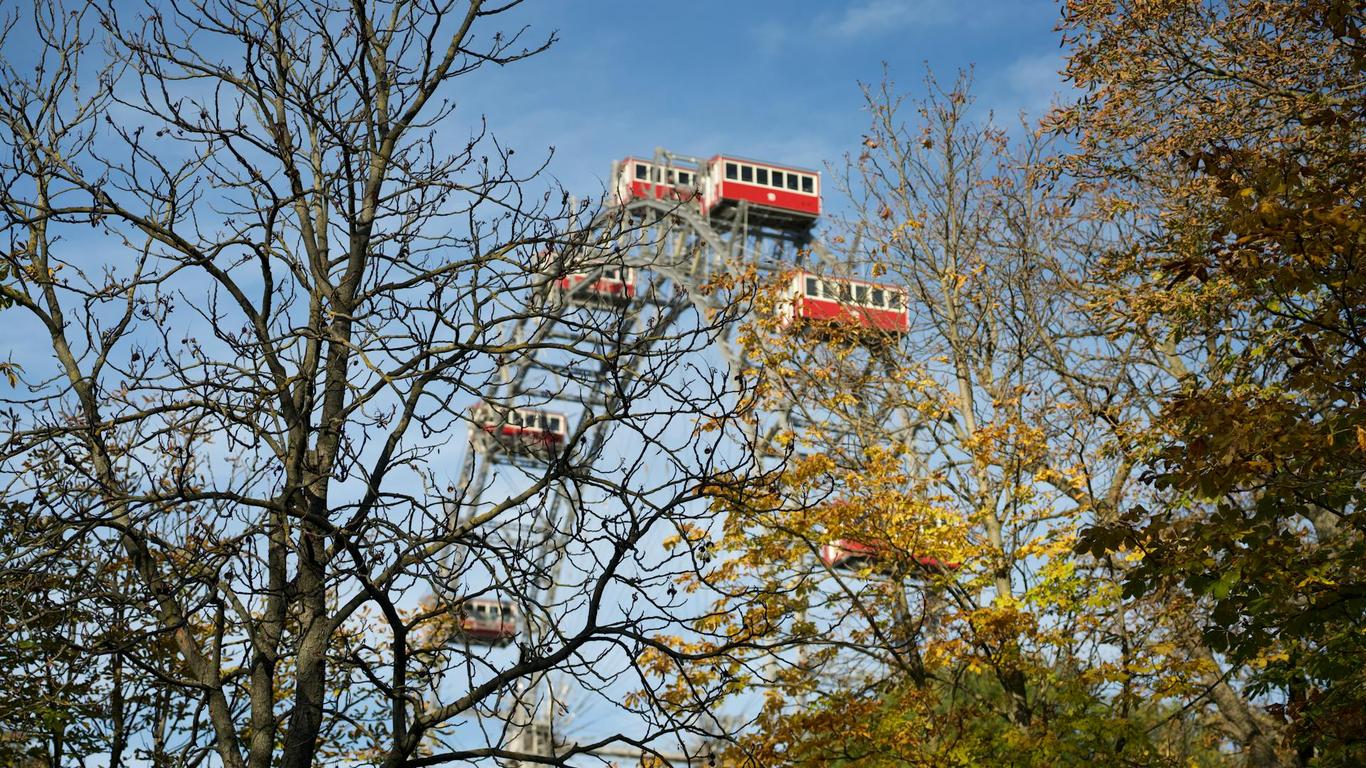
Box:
470, 404, 569, 456
613, 157, 701, 206
820, 539, 959, 575
553, 264, 638, 305
702, 155, 821, 228
459, 598, 519, 646
779, 270, 910, 337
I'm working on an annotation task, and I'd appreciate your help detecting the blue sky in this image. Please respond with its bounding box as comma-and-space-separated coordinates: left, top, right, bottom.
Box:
464, 0, 1071, 202
0, 1, 1077, 755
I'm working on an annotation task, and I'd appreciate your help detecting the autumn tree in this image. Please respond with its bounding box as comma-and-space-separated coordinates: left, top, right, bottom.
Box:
0, 500, 112, 767
1062, 2, 1366, 764
0, 2, 761, 766
646, 75, 1239, 767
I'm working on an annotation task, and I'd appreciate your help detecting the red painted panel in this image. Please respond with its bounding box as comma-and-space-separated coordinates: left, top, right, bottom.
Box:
821, 539, 959, 572
500, 425, 564, 443
715, 180, 820, 217
820, 540, 880, 568
556, 274, 637, 299
797, 296, 908, 334
627, 179, 697, 202
482, 424, 565, 445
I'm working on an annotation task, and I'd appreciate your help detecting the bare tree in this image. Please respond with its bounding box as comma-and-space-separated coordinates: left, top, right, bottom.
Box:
0, 2, 763, 766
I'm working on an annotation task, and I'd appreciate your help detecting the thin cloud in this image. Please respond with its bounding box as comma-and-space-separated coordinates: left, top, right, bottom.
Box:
826, 0, 956, 40
750, 0, 960, 56
995, 51, 1071, 119
753, 19, 789, 56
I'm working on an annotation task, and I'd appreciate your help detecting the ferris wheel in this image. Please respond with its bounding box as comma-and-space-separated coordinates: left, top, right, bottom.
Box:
440, 148, 916, 765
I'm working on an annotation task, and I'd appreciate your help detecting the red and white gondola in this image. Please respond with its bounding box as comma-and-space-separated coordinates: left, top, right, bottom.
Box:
459, 598, 519, 646
552, 264, 637, 305
819, 539, 959, 575
702, 155, 821, 223
778, 270, 909, 337
612, 157, 701, 205
470, 404, 569, 456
